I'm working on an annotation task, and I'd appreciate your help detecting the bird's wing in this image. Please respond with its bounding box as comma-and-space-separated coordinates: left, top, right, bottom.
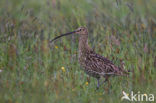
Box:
90, 51, 114, 64
84, 50, 120, 75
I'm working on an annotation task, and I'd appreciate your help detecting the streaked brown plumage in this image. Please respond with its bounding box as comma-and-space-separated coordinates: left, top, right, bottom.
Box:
51, 27, 129, 89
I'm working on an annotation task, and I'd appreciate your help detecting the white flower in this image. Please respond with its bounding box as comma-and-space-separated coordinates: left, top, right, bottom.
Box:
0, 69, 3, 73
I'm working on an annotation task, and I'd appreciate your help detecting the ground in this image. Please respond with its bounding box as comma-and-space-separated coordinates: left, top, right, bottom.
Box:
0, 0, 156, 103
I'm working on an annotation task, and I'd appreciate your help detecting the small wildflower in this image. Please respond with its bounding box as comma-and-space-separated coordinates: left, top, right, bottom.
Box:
44, 80, 49, 87
141, 23, 145, 29
0, 69, 2, 73
144, 43, 148, 53
72, 88, 75, 91
85, 82, 89, 86
61, 67, 65, 72
55, 45, 58, 49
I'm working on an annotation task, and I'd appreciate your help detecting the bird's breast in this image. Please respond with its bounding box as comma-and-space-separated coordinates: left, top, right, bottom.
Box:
78, 50, 87, 67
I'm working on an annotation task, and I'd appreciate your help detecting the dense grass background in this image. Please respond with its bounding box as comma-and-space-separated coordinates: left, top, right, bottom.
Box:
0, 0, 156, 103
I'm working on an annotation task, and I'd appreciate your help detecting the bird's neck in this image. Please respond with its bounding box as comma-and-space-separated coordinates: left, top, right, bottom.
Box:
78, 34, 90, 55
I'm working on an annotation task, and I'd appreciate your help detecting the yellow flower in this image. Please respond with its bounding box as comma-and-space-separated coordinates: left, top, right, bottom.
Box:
55, 45, 58, 49
85, 82, 89, 86
72, 88, 75, 91
44, 80, 49, 87
61, 67, 65, 72
141, 23, 145, 29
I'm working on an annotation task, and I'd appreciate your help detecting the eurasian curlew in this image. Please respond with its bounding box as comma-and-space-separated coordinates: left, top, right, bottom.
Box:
51, 27, 129, 89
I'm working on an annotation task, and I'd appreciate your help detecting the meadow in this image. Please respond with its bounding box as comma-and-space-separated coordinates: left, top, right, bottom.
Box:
0, 0, 156, 103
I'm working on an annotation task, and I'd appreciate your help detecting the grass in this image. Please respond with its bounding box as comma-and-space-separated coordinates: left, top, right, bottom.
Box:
0, 0, 156, 103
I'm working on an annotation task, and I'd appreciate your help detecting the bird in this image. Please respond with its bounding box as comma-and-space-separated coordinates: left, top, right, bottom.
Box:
50, 27, 129, 89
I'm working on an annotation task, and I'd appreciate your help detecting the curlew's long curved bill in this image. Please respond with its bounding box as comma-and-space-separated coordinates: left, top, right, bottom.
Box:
50, 31, 76, 43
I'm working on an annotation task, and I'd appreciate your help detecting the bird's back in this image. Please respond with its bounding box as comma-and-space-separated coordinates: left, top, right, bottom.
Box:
79, 49, 125, 78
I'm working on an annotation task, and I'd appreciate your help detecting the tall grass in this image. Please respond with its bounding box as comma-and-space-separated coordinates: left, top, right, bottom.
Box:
0, 0, 156, 102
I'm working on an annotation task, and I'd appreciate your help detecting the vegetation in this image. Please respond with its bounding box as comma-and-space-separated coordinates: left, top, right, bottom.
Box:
0, 0, 156, 102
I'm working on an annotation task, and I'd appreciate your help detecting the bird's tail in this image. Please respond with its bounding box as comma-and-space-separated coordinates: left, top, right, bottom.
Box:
119, 60, 131, 76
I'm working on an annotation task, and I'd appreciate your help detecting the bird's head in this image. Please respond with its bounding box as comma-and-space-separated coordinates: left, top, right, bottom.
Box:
75, 27, 88, 35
